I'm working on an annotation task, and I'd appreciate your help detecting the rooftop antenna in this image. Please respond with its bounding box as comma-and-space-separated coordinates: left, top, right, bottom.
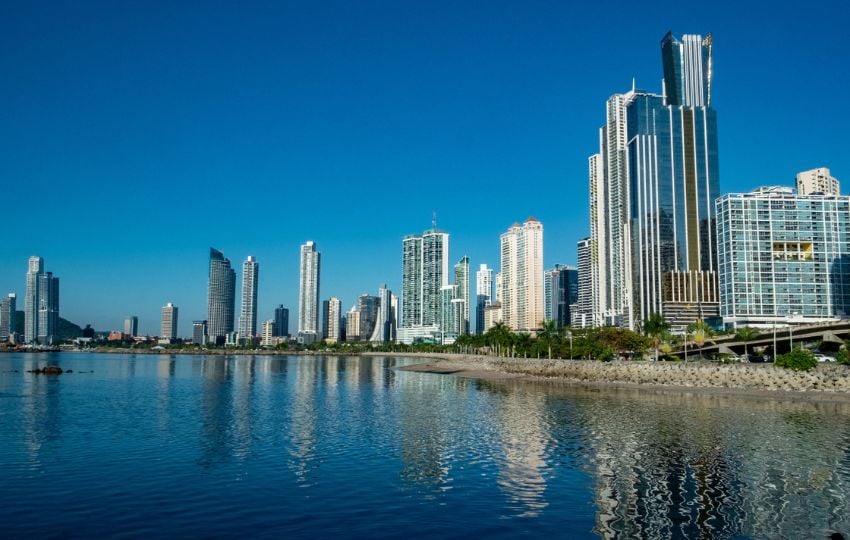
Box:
631, 77, 636, 92
432, 211, 437, 229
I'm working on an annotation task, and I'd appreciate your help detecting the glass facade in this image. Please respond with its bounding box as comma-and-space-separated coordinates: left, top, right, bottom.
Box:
591, 32, 719, 330
716, 188, 850, 327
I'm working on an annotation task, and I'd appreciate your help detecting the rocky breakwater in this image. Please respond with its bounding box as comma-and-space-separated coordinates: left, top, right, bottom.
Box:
409, 354, 850, 394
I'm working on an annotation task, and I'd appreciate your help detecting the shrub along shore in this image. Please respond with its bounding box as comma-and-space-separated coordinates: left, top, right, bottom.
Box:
383, 352, 850, 396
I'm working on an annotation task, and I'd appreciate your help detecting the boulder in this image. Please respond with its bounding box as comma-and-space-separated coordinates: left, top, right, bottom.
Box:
41, 366, 63, 375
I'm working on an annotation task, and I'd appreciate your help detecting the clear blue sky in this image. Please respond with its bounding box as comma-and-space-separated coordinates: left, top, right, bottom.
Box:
2, 1, 848, 336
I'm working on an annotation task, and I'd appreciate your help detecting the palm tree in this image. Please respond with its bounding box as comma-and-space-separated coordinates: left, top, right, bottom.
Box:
485, 322, 512, 357
735, 326, 760, 358
642, 312, 670, 361
537, 320, 560, 359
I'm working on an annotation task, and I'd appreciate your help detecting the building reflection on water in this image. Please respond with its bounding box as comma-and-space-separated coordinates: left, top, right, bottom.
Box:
529, 385, 850, 539
6, 353, 849, 537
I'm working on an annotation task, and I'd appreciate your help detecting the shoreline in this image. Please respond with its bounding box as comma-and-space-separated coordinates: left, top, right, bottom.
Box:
377, 352, 850, 402
7, 349, 850, 401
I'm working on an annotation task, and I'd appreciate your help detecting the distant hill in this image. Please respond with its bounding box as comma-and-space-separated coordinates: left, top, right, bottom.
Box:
13, 311, 85, 339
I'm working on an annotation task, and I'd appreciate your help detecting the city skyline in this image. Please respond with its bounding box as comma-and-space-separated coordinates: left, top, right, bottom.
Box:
3, 3, 849, 335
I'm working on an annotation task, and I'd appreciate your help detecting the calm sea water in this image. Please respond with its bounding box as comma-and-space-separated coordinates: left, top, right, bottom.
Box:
1, 353, 849, 539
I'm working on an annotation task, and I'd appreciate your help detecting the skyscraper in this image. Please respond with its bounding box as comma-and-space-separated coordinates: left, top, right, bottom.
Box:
796, 167, 839, 196
274, 305, 289, 337
453, 256, 470, 335
161, 303, 178, 340
192, 320, 208, 345
261, 320, 276, 346
24, 256, 42, 343
717, 185, 850, 327
399, 225, 449, 343
325, 297, 342, 343
590, 32, 720, 330
0, 293, 16, 340
356, 294, 380, 340
576, 238, 593, 328
298, 241, 321, 335
238, 255, 259, 338
345, 307, 361, 342
439, 284, 458, 337
24, 257, 60, 345
369, 285, 395, 343
124, 316, 138, 337
500, 218, 544, 332
544, 264, 578, 328
475, 264, 494, 334
207, 248, 236, 343
37, 272, 59, 345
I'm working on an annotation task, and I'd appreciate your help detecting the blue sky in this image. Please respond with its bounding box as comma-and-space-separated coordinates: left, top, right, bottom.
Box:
2, 1, 848, 336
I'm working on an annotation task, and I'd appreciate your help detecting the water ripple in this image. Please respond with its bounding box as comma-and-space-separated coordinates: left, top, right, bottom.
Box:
1, 353, 849, 538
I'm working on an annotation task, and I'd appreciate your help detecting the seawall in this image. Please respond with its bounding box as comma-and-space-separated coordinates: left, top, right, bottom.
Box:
385, 353, 850, 394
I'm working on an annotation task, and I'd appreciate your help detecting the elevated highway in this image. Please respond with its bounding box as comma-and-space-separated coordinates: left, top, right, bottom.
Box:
675, 320, 850, 358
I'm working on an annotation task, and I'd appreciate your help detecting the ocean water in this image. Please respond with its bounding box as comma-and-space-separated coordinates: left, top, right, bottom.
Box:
0, 353, 848, 539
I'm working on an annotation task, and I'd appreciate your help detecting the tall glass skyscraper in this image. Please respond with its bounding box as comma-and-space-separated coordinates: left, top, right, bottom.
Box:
453, 256, 470, 335
24, 256, 59, 345
0, 293, 15, 340
298, 241, 321, 335
274, 305, 289, 337
401, 227, 448, 328
590, 32, 720, 330
207, 248, 236, 343
575, 238, 593, 328
544, 264, 578, 328
238, 256, 259, 338
475, 263, 494, 335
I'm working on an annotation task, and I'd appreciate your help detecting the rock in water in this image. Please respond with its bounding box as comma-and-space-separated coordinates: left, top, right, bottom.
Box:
41, 366, 63, 375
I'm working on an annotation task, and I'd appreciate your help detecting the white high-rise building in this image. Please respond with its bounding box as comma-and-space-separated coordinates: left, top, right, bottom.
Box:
25, 256, 59, 345
298, 241, 321, 335
345, 306, 360, 342
261, 320, 276, 346
369, 286, 395, 343
453, 256, 470, 335
796, 167, 840, 196
499, 218, 544, 332
475, 263, 494, 334
325, 297, 342, 343
238, 256, 259, 338
399, 225, 448, 343
476, 264, 494, 297
160, 303, 178, 341
25, 256, 42, 343
717, 186, 850, 327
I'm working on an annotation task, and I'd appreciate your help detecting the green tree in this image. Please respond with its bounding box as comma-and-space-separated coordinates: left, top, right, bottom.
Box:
687, 319, 713, 349
642, 313, 670, 361
484, 322, 512, 357
735, 326, 759, 357
837, 340, 850, 366
537, 320, 560, 359
775, 348, 817, 371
